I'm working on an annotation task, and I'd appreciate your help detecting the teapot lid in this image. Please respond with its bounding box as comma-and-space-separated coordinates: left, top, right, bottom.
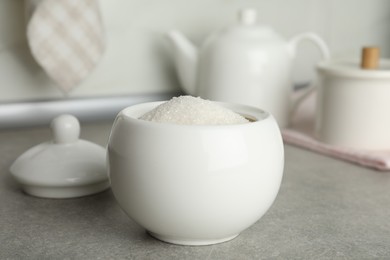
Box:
212, 8, 285, 44
10, 114, 109, 199
218, 8, 284, 42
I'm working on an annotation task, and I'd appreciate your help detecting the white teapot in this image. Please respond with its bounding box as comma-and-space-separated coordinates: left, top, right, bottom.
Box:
166, 9, 330, 127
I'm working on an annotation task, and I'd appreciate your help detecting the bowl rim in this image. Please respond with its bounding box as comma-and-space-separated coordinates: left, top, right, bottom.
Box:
117, 100, 273, 129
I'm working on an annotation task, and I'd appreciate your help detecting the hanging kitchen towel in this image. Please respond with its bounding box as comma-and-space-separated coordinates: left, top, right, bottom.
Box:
26, 0, 105, 93
282, 90, 390, 171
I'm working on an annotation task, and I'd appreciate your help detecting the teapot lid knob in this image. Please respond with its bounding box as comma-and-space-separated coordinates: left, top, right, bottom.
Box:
238, 8, 257, 26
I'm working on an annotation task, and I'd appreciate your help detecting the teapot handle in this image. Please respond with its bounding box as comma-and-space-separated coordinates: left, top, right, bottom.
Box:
287, 33, 330, 121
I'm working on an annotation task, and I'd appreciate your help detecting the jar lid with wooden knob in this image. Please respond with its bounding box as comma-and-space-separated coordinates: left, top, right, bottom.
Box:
317, 47, 390, 79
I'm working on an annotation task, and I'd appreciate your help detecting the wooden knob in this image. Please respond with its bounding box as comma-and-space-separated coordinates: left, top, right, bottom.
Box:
361, 47, 379, 69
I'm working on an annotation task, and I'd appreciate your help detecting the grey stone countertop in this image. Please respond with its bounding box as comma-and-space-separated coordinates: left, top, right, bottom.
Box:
1, 122, 390, 259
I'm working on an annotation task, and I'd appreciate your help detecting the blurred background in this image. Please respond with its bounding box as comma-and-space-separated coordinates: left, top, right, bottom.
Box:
1, 0, 390, 125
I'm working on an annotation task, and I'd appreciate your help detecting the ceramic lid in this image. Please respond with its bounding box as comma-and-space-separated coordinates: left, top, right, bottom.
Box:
10, 114, 109, 199
216, 8, 284, 42
317, 59, 390, 79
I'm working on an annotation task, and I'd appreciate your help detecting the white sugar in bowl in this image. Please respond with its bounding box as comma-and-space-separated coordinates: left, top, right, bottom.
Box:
107, 101, 284, 245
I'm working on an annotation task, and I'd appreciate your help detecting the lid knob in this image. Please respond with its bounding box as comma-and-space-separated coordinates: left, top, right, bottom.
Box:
238, 8, 257, 26
51, 114, 80, 144
361, 46, 380, 69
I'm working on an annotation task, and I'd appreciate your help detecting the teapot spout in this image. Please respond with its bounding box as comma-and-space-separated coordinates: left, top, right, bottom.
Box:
166, 30, 198, 95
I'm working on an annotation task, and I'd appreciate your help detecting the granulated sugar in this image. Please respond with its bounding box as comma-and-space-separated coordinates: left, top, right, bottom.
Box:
139, 96, 249, 125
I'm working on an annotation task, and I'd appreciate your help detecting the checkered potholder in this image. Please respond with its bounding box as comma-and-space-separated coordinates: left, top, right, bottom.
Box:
26, 0, 105, 93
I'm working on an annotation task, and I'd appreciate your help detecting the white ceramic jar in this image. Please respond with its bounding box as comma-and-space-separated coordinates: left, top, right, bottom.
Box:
315, 59, 390, 150
107, 101, 284, 245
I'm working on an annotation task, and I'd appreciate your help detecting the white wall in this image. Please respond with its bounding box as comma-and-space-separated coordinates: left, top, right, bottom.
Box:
1, 0, 390, 102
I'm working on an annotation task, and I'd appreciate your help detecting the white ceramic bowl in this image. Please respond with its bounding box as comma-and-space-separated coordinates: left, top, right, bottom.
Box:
107, 101, 284, 245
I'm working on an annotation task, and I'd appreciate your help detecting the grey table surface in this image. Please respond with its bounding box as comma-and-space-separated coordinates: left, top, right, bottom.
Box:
1, 122, 390, 260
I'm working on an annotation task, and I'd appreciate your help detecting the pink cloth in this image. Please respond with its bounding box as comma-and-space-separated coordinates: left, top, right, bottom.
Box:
282, 90, 390, 171
26, 0, 105, 93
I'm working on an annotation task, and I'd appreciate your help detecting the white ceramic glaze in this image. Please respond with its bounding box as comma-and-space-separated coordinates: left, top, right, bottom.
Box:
315, 59, 390, 150
10, 114, 109, 198
166, 8, 330, 128
107, 101, 284, 245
